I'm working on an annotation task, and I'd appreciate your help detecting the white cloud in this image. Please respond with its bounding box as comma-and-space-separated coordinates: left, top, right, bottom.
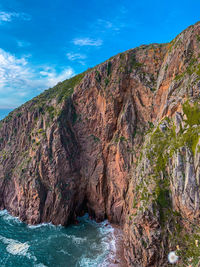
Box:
73, 38, 103, 46
0, 11, 13, 22
0, 48, 74, 108
0, 48, 29, 91
0, 11, 31, 23
66, 52, 86, 61
39, 67, 74, 87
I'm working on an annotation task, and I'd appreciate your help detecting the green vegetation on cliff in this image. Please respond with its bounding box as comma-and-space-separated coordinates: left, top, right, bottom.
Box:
132, 100, 200, 266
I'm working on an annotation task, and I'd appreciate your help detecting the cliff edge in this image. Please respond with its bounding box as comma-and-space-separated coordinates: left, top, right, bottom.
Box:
1, 22, 200, 266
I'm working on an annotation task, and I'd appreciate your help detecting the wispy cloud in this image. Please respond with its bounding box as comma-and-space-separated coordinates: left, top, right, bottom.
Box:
0, 48, 29, 91
0, 11, 31, 23
73, 38, 103, 46
66, 52, 86, 61
0, 48, 74, 108
39, 67, 74, 87
96, 19, 125, 32
0, 11, 13, 22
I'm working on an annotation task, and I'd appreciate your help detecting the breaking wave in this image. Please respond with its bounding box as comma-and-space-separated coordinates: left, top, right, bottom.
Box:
0, 211, 118, 267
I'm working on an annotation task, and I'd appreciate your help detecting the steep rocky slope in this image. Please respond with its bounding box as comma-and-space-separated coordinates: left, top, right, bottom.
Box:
1, 22, 200, 266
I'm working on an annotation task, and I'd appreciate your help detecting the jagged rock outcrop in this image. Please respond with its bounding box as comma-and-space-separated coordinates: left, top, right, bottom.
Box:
1, 21, 200, 266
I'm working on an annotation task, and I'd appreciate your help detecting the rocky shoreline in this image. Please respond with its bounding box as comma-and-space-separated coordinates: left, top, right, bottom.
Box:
112, 227, 127, 267
1, 22, 200, 266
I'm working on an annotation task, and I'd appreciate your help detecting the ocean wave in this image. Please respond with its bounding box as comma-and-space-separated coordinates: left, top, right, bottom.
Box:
0, 210, 8, 216
27, 222, 59, 229
99, 223, 117, 266
78, 255, 104, 267
0, 210, 63, 230
78, 247, 115, 267
98, 220, 115, 234
78, 221, 117, 267
0, 211, 118, 266
0, 210, 21, 225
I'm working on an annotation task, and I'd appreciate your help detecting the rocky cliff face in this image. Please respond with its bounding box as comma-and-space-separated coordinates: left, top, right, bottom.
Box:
1, 22, 200, 266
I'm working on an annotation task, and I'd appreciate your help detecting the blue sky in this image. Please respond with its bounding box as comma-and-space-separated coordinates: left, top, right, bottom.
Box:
0, 0, 200, 115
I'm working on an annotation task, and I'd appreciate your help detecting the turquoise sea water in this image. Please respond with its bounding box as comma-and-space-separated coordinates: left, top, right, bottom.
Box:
0, 210, 116, 267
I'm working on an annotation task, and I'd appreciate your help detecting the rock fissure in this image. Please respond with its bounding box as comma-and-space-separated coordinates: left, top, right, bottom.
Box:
1, 22, 200, 266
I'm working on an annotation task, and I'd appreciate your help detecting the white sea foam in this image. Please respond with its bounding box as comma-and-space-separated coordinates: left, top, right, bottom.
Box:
78, 219, 118, 267
27, 221, 63, 229
82, 216, 117, 262
0, 210, 8, 216
0, 210, 61, 229
34, 264, 48, 267
28, 222, 53, 229
0, 234, 38, 262
0, 210, 21, 225
79, 254, 104, 267
0, 210, 119, 266
6, 242, 30, 256
99, 222, 118, 266
0, 235, 29, 256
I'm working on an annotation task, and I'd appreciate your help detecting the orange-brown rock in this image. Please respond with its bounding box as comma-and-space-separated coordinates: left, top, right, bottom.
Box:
1, 22, 200, 266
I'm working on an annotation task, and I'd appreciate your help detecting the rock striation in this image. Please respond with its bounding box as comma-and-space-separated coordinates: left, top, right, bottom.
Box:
1, 22, 200, 266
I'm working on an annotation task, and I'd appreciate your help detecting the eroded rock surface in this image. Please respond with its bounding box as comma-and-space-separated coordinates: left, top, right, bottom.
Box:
1, 22, 200, 266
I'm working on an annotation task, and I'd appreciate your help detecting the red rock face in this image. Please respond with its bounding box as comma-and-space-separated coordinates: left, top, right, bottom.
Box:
1, 22, 200, 266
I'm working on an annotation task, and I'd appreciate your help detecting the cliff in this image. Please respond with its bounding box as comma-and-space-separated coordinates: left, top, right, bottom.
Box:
1, 22, 200, 266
